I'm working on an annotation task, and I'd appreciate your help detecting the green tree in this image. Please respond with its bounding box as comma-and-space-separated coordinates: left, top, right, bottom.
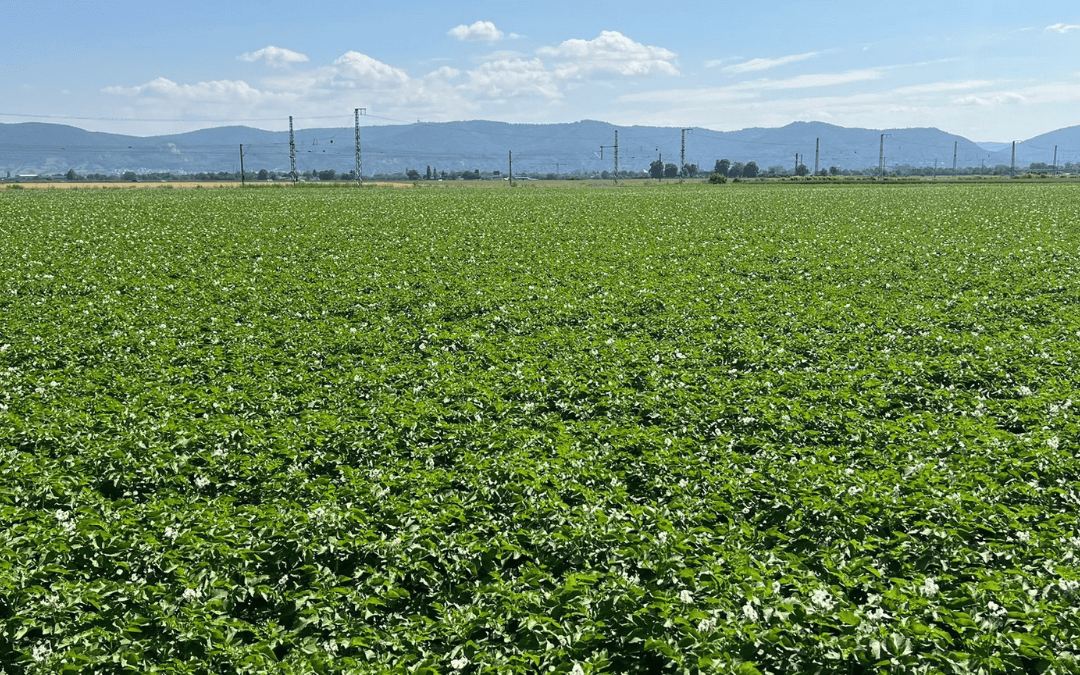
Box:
715, 159, 731, 176
122, 171, 137, 182
664, 163, 679, 178
649, 159, 664, 179
406, 169, 421, 180
794, 163, 809, 176
682, 163, 699, 178
743, 162, 759, 178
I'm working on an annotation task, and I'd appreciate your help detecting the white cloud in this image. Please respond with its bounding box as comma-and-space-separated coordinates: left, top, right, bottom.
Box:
955, 92, 1026, 106
538, 31, 678, 78
333, 51, 410, 86
733, 68, 884, 91
237, 46, 309, 67
425, 66, 461, 81
449, 21, 505, 42
703, 58, 741, 69
954, 82, 1080, 107
723, 52, 820, 74
1046, 23, 1080, 33
892, 79, 1001, 95
102, 77, 281, 103
459, 57, 560, 100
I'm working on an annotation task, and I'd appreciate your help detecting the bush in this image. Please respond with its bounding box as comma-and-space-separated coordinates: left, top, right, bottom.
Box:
708, 173, 727, 184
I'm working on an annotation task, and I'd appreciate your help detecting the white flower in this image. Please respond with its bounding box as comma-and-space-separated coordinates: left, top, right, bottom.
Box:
678, 589, 694, 604
810, 588, 835, 610
182, 587, 202, 602
1058, 579, 1079, 595
1048, 436, 1060, 450
570, 664, 586, 675
1018, 385, 1033, 397
987, 601, 1006, 617
450, 657, 469, 670
920, 577, 939, 598
164, 526, 179, 541
32, 643, 51, 662
194, 475, 210, 489
1015, 530, 1031, 543
742, 602, 759, 621
867, 606, 889, 621
698, 617, 717, 632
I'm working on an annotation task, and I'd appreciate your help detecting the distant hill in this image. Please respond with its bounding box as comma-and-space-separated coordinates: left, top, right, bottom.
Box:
2, 120, 1078, 177
986, 125, 1080, 168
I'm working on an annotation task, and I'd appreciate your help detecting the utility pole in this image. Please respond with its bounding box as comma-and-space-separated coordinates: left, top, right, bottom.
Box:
1011, 141, 1016, 177
879, 133, 891, 179
239, 144, 245, 187
879, 134, 885, 179
1054, 145, 1058, 175
815, 138, 820, 175
614, 130, 619, 183
953, 141, 958, 173
289, 116, 297, 183
680, 128, 692, 181
795, 153, 799, 175
354, 108, 366, 186
508, 150, 513, 186
599, 139, 617, 182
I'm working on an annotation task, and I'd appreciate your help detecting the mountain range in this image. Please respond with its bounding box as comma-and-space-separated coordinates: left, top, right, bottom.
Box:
2, 120, 1078, 177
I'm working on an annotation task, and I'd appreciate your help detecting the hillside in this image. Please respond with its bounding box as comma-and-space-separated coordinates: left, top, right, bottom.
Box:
2, 120, 1078, 177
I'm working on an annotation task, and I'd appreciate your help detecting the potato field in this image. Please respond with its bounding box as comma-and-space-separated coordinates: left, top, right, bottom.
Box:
1, 183, 1079, 674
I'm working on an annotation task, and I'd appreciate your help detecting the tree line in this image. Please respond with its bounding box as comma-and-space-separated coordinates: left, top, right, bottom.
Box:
15, 159, 1080, 183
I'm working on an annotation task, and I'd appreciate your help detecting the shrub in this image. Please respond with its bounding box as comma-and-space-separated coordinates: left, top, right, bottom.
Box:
708, 173, 727, 184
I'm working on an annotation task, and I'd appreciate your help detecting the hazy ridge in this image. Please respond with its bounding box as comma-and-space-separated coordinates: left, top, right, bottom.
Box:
3, 120, 1079, 176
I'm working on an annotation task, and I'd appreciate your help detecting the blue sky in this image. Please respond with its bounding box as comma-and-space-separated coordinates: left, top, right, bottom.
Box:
3, 0, 1079, 140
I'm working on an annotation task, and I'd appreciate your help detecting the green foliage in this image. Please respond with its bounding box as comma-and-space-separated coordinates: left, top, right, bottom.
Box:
708, 173, 727, 184
2, 185, 1080, 673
